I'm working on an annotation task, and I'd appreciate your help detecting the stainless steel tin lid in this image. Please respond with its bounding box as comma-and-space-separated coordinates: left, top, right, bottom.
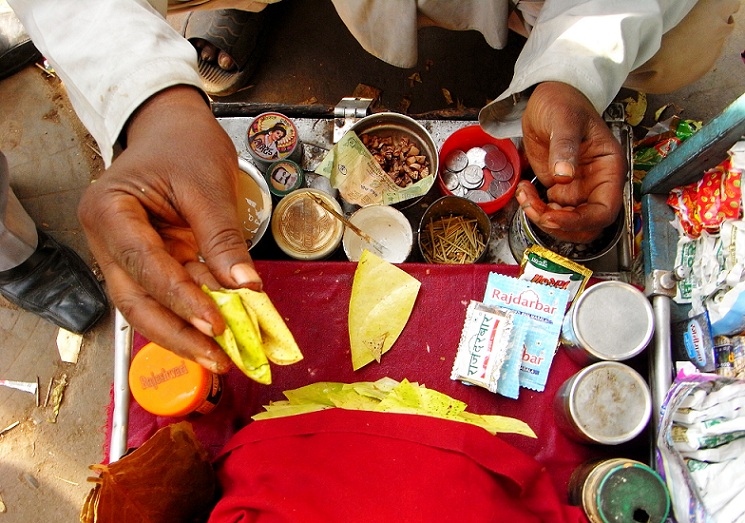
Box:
266, 160, 305, 198
246, 112, 301, 167
236, 158, 272, 250
555, 361, 651, 445
562, 280, 655, 361
342, 205, 413, 263
271, 188, 344, 260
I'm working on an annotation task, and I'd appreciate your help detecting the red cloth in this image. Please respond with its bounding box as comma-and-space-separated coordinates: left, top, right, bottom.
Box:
106, 260, 643, 511
208, 409, 587, 523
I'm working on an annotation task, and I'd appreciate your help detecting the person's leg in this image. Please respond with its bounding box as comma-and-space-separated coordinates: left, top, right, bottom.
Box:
0, 151, 109, 333
624, 0, 739, 93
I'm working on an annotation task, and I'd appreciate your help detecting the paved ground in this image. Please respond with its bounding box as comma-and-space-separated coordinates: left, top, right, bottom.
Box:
0, 1, 742, 520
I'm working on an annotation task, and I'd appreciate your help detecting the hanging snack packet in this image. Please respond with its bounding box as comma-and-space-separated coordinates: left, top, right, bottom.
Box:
518, 244, 592, 309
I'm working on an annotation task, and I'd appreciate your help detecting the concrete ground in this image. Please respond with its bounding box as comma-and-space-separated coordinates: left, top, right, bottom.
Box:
0, 1, 743, 521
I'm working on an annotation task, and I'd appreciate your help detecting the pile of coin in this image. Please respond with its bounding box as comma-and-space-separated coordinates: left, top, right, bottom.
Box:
441, 144, 514, 204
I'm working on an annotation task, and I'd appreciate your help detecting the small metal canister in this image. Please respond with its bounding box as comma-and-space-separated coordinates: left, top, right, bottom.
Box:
265, 159, 305, 199
568, 458, 670, 523
553, 361, 651, 445
270, 188, 344, 260
561, 280, 655, 365
246, 112, 303, 170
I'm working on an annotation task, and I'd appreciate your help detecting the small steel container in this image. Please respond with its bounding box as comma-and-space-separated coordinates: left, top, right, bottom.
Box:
246, 112, 303, 170
265, 159, 305, 199
561, 280, 655, 365
553, 361, 651, 445
418, 195, 491, 264
270, 188, 344, 260
342, 205, 413, 263
568, 458, 670, 523
236, 158, 272, 250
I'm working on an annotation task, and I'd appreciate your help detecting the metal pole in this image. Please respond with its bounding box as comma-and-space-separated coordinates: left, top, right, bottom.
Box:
649, 294, 673, 464
109, 308, 132, 463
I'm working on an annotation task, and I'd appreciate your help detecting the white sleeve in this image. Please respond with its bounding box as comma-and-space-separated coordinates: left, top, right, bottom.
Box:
8, 0, 203, 166
503, 0, 698, 112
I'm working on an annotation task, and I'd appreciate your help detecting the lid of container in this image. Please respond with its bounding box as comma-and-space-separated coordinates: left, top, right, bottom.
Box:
271, 188, 344, 260
568, 361, 651, 444
128, 342, 211, 417
237, 158, 272, 250
595, 462, 670, 523
571, 281, 655, 360
246, 112, 299, 164
342, 205, 412, 263
266, 160, 305, 197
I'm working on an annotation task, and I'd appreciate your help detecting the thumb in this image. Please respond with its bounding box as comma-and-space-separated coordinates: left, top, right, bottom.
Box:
548, 125, 580, 184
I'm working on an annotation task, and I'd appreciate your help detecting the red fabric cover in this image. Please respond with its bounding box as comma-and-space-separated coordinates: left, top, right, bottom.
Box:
208, 409, 587, 523
106, 260, 642, 508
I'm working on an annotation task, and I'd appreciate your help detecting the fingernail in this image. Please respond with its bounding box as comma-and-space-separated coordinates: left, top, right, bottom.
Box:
231, 263, 261, 287
542, 220, 561, 229
515, 188, 526, 203
554, 161, 574, 179
191, 316, 215, 338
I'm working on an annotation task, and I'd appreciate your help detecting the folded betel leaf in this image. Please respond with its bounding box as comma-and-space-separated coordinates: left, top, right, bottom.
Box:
206, 288, 272, 384
80, 422, 216, 523
349, 250, 421, 370
231, 288, 303, 365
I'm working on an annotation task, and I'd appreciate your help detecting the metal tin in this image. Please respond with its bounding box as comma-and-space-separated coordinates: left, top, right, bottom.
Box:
418, 195, 491, 264
270, 188, 344, 260
342, 205, 413, 263
508, 180, 624, 264
554, 361, 651, 445
568, 458, 670, 523
265, 159, 305, 198
236, 158, 272, 250
246, 112, 303, 169
561, 280, 655, 365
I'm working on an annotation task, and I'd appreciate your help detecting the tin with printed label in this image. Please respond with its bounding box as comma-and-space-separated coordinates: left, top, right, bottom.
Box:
553, 361, 651, 445
246, 112, 303, 170
560, 280, 654, 365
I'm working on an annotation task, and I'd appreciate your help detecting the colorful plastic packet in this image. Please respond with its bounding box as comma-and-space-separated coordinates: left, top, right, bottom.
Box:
482, 273, 570, 393
518, 244, 592, 309
450, 301, 517, 395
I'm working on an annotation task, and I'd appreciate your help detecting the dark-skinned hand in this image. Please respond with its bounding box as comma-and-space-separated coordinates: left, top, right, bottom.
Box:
516, 81, 626, 243
78, 85, 261, 373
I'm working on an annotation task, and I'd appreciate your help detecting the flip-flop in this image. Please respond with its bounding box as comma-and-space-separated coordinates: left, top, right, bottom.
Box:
183, 9, 267, 97
0, 10, 42, 81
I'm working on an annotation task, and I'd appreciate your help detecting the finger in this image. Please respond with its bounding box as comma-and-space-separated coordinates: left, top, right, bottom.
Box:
104, 259, 232, 374
548, 127, 580, 183
515, 180, 549, 224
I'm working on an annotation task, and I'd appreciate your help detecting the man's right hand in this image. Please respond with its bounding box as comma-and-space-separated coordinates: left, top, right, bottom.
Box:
78, 86, 261, 373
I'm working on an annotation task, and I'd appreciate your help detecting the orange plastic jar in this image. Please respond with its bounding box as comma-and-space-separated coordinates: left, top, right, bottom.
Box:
129, 342, 223, 417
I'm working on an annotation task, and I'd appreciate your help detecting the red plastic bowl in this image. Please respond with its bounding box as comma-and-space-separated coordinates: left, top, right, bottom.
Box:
437, 125, 521, 215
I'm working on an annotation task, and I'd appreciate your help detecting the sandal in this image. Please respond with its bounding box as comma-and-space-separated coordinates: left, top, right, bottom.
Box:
0, 9, 42, 81
183, 8, 268, 97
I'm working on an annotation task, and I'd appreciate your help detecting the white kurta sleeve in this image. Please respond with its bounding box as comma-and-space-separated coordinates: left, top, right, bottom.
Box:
8, 0, 203, 166
481, 0, 699, 136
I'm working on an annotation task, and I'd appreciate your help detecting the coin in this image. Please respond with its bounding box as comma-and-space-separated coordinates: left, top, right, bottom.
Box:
441, 169, 461, 191
465, 147, 487, 168
460, 164, 485, 189
484, 147, 507, 171
466, 190, 493, 203
451, 184, 467, 197
488, 179, 513, 198
444, 149, 468, 172
490, 162, 514, 182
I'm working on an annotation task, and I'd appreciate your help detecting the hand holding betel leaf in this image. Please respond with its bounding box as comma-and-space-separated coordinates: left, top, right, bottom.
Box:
204, 287, 303, 384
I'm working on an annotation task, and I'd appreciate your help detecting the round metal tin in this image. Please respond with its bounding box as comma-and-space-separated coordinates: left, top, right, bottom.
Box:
553, 361, 651, 445
246, 112, 302, 169
236, 158, 272, 250
265, 159, 305, 198
270, 188, 344, 260
561, 281, 655, 365
342, 205, 413, 263
568, 458, 670, 523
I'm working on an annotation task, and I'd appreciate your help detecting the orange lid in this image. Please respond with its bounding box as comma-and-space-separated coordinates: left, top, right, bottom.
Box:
129, 342, 213, 417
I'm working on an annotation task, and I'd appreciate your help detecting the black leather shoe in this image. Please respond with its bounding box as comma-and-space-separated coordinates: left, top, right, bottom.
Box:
0, 229, 108, 333
0, 9, 42, 81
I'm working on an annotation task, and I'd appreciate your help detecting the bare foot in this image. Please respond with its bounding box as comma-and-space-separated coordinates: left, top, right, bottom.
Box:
192, 39, 236, 71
